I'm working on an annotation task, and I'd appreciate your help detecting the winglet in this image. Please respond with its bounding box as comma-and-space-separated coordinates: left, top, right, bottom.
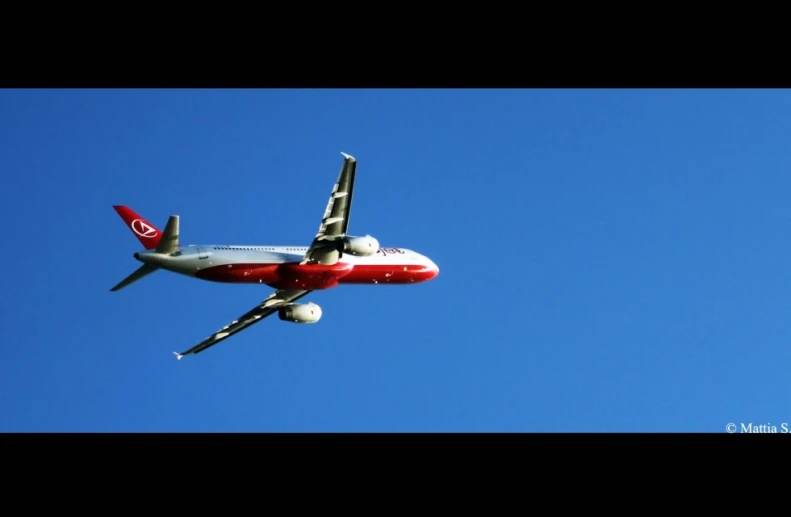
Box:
173, 351, 184, 360
340, 152, 355, 162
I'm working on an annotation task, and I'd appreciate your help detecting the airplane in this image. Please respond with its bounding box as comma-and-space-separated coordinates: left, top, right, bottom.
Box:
110, 152, 439, 360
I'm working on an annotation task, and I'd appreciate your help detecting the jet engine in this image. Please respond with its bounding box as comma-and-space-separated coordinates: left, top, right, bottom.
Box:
336, 235, 380, 257
278, 302, 322, 323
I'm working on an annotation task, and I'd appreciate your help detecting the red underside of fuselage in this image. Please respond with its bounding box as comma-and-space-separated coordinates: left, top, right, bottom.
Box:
194, 262, 438, 290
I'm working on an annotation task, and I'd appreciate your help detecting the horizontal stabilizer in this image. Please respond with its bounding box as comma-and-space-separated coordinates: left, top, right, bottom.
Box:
156, 215, 179, 254
110, 264, 159, 292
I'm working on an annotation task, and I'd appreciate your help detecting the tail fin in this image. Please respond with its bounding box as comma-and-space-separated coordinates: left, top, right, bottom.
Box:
113, 205, 162, 250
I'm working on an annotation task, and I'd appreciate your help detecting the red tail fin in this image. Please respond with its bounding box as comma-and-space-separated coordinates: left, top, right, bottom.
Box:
113, 205, 163, 250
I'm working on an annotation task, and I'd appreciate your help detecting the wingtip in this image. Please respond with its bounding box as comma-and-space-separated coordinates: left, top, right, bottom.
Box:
340, 152, 356, 162
173, 351, 184, 360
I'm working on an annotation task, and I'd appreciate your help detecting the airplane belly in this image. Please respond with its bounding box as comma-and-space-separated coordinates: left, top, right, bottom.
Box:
268, 262, 354, 290
196, 263, 280, 283
340, 264, 434, 284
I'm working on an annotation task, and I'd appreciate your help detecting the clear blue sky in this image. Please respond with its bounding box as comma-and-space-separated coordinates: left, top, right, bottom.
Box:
2, 88, 790, 432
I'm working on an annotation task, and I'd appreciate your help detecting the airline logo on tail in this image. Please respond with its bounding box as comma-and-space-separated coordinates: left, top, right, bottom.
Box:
114, 205, 163, 250
131, 219, 158, 238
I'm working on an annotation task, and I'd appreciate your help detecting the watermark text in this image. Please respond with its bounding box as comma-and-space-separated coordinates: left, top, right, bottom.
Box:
726, 422, 789, 433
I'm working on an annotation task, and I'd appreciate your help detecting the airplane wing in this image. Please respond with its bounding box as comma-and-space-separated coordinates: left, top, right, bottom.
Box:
174, 289, 311, 359
301, 152, 357, 265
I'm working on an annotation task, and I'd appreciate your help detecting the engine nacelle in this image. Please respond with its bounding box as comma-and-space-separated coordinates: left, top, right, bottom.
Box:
278, 302, 322, 324
336, 235, 380, 257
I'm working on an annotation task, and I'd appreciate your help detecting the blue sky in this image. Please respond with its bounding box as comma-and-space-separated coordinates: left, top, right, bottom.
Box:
2, 88, 791, 432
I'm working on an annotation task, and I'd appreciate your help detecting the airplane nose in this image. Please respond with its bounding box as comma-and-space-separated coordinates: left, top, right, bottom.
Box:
425, 258, 440, 278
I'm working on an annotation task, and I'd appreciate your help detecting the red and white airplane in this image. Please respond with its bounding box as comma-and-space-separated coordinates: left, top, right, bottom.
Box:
111, 152, 439, 359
